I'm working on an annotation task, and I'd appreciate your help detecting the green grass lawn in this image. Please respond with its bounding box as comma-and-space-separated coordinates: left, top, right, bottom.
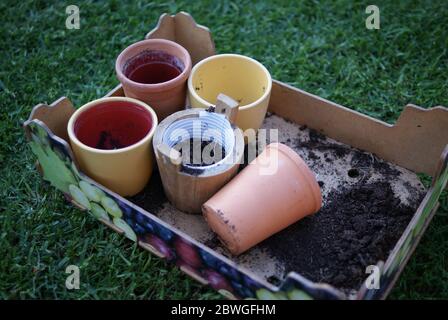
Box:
1, 0, 447, 299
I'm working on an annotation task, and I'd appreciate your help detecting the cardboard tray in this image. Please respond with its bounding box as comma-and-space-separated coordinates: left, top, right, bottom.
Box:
23, 12, 448, 300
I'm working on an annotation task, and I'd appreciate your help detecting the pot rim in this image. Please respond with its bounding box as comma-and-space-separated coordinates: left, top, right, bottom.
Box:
115, 39, 192, 92
187, 53, 272, 111
268, 142, 323, 212
67, 97, 158, 155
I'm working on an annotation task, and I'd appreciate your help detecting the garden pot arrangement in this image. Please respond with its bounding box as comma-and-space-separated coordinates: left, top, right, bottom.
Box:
72, 22, 303, 253
23, 12, 448, 300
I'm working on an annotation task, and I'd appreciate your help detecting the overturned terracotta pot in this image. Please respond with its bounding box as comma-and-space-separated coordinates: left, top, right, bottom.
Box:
202, 143, 322, 255
116, 39, 192, 120
153, 94, 244, 213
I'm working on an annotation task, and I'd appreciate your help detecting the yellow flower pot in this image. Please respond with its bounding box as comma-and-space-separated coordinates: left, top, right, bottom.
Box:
187, 54, 272, 134
67, 97, 158, 196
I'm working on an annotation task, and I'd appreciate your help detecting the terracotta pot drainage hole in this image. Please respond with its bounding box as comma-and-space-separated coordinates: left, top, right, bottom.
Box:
348, 168, 360, 178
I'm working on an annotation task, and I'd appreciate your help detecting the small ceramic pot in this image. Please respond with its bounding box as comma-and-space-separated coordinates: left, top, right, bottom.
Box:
202, 143, 322, 255
187, 54, 272, 134
67, 97, 158, 196
116, 39, 192, 120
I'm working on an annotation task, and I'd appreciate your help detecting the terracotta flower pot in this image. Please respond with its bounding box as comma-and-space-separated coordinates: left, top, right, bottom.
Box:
187, 54, 272, 133
202, 143, 322, 255
116, 39, 192, 120
67, 97, 158, 197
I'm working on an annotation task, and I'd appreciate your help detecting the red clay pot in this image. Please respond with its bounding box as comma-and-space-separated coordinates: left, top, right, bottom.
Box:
115, 39, 192, 120
202, 143, 322, 255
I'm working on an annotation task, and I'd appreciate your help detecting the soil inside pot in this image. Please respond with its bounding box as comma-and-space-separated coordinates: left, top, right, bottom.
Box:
129, 113, 426, 294
96, 130, 125, 149
175, 138, 226, 167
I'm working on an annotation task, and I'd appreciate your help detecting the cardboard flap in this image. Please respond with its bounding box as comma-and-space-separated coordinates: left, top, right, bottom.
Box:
392, 104, 448, 178
145, 11, 216, 65
24, 96, 75, 143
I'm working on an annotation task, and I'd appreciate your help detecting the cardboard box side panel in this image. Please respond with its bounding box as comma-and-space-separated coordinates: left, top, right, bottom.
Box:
25, 97, 76, 143
381, 203, 440, 300
145, 12, 216, 65
269, 80, 448, 177
144, 13, 176, 41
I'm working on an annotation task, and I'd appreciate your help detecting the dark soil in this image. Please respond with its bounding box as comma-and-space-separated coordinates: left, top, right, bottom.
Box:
294, 127, 402, 178
175, 138, 226, 167
204, 235, 221, 249
257, 125, 424, 291
129, 170, 167, 214
205, 106, 216, 113
96, 131, 124, 149
261, 180, 422, 291
295, 129, 352, 158
350, 151, 401, 177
